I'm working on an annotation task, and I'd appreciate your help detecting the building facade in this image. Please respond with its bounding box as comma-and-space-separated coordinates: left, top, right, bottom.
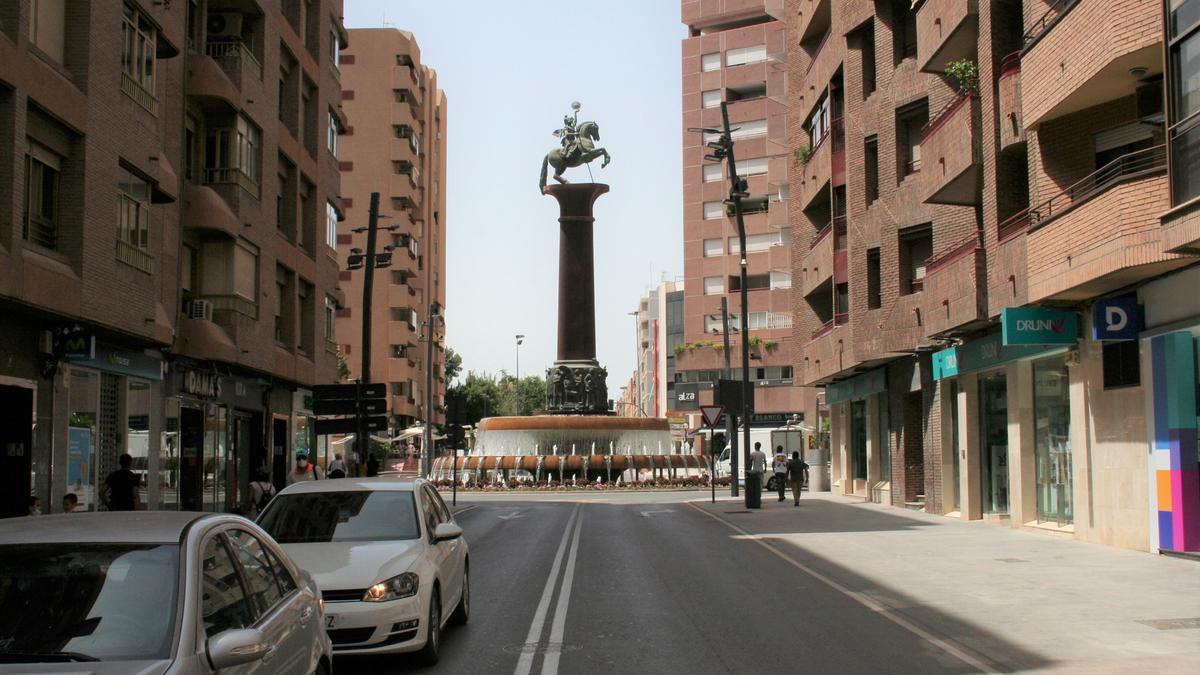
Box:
336, 29, 448, 439
0, 0, 347, 517
631, 279, 684, 419
787, 0, 1199, 553
680, 1, 814, 443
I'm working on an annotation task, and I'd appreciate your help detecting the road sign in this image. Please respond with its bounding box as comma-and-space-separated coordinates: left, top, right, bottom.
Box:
313, 398, 388, 416
313, 382, 387, 401
314, 415, 388, 435
700, 405, 725, 428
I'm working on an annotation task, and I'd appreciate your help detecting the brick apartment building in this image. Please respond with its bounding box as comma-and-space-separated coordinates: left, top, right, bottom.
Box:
336, 29, 448, 446
0, 0, 347, 516
679, 1, 815, 447
783, 0, 1199, 553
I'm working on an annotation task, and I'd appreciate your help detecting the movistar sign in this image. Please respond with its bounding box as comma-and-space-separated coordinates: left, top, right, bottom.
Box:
1001, 307, 1077, 346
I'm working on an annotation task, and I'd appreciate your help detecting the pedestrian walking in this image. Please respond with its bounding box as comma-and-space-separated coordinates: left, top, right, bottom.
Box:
786, 451, 809, 506
773, 445, 788, 502
243, 468, 275, 518
327, 453, 347, 479
287, 452, 324, 485
101, 453, 141, 511
62, 493, 78, 513
749, 442, 767, 474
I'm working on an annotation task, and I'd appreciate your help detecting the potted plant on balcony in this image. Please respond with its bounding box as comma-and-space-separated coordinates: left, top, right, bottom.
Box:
945, 58, 979, 95
794, 143, 812, 165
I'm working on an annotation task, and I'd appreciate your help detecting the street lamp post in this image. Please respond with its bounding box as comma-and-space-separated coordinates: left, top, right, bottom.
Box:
515, 334, 525, 381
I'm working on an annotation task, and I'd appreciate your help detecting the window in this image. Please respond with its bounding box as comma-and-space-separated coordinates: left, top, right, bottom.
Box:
225, 530, 284, 617
806, 95, 831, 148
118, 165, 151, 251
298, 280, 314, 356
703, 276, 723, 295
835, 282, 849, 317
30, 0, 66, 63
200, 536, 255, 636
122, 4, 157, 110
725, 44, 767, 67
257, 491, 422, 543
703, 238, 723, 257
23, 143, 60, 250
729, 231, 788, 254
327, 110, 339, 155
299, 178, 314, 253
899, 227, 931, 295
325, 201, 338, 249
861, 21, 877, 98
182, 245, 197, 293
233, 241, 258, 302
893, 0, 917, 64
204, 115, 261, 193
329, 28, 339, 69
1094, 122, 1154, 168
731, 120, 768, 140
701, 89, 721, 109
865, 136, 879, 205
324, 297, 337, 343
896, 101, 928, 179
703, 163, 722, 182
701, 52, 720, 72
275, 265, 295, 347
770, 271, 791, 289
735, 156, 770, 176
867, 248, 881, 309
1102, 341, 1140, 389
727, 81, 767, 101
703, 201, 725, 219
263, 546, 297, 596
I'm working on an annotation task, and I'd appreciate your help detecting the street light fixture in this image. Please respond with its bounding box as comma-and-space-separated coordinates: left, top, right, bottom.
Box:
515, 334, 525, 381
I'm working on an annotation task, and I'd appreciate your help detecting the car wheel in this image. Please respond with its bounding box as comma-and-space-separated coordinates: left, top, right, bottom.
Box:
450, 565, 469, 625
417, 587, 441, 666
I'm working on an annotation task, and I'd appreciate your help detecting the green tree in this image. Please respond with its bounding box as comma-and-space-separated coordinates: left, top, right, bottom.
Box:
444, 347, 463, 383
335, 347, 351, 381
498, 374, 547, 416
445, 371, 506, 427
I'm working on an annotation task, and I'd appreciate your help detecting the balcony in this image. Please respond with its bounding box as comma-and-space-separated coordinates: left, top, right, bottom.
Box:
183, 183, 239, 238
1026, 146, 1184, 301
796, 0, 830, 44
388, 319, 417, 345
917, 0, 978, 74
802, 322, 853, 386
204, 40, 263, 89
1162, 199, 1200, 255
920, 94, 981, 205
177, 315, 238, 364
203, 167, 260, 200
998, 52, 1025, 152
921, 233, 986, 337
797, 117, 844, 210
187, 53, 240, 111
1021, 0, 1162, 127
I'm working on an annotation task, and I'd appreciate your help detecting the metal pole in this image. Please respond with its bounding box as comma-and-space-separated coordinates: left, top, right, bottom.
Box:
718, 102, 753, 507
357, 192, 381, 475
450, 396, 457, 506
422, 303, 438, 477
721, 296, 737, 498
516, 340, 520, 381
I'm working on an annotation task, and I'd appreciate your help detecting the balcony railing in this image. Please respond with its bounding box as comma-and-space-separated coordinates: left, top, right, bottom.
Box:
1022, 0, 1081, 52
810, 215, 846, 249
201, 294, 259, 320
205, 40, 263, 81
203, 167, 260, 198
998, 208, 1032, 242
1030, 144, 1167, 230
116, 240, 153, 273
811, 312, 848, 340
121, 72, 158, 114
925, 232, 981, 276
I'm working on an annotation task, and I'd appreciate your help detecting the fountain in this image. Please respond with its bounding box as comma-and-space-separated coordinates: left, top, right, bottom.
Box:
431, 106, 698, 481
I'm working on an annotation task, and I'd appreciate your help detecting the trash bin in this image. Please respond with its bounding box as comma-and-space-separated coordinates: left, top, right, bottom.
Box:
745, 471, 762, 508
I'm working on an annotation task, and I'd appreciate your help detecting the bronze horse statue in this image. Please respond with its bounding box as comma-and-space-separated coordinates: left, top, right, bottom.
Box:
539, 120, 611, 192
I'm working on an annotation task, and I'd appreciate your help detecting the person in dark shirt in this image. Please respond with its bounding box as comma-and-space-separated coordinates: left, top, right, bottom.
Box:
102, 453, 141, 511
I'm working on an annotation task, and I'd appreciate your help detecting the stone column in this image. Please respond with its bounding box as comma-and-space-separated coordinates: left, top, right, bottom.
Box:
542, 183, 610, 414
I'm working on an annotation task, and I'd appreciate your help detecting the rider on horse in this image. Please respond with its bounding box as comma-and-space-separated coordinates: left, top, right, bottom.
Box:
555, 113, 579, 162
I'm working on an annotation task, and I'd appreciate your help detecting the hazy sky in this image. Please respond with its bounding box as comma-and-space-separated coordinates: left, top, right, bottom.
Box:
343, 1, 686, 388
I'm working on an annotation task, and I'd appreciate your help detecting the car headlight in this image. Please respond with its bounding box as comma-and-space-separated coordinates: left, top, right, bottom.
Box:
362, 572, 419, 602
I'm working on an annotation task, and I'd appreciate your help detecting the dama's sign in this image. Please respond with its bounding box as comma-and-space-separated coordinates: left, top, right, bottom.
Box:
1001, 307, 1077, 346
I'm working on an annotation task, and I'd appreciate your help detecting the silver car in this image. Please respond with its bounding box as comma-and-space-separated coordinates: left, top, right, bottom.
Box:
0, 512, 332, 674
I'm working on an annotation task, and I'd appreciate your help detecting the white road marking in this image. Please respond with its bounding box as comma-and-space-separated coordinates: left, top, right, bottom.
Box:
689, 503, 996, 673
498, 510, 526, 520
639, 509, 674, 517
514, 504, 580, 675
540, 508, 584, 675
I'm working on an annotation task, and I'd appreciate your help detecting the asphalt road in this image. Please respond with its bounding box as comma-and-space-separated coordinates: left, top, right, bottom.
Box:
337, 492, 978, 674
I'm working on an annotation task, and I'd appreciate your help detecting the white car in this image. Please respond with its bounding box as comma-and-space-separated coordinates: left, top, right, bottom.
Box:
256, 477, 468, 664
0, 512, 331, 674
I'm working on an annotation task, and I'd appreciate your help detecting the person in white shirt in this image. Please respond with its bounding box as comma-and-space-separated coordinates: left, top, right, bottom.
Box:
773, 446, 789, 502
327, 453, 347, 478
748, 442, 767, 475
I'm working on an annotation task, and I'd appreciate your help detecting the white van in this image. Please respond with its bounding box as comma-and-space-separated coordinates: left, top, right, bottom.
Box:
714, 426, 806, 490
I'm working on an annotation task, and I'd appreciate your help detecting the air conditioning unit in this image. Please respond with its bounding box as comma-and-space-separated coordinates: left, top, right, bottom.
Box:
188, 299, 214, 321
207, 12, 243, 39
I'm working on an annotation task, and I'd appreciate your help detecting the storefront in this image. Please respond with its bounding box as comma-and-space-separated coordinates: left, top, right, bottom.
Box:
165, 362, 267, 513
826, 367, 887, 500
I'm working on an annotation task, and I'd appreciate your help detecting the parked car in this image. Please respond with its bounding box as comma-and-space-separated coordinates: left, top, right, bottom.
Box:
257, 477, 468, 665
0, 512, 331, 674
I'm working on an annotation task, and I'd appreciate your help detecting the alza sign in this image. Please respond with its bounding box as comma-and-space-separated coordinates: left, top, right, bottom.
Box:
1001, 307, 1077, 346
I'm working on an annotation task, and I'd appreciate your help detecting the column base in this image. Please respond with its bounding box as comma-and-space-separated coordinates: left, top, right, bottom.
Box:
545, 360, 610, 414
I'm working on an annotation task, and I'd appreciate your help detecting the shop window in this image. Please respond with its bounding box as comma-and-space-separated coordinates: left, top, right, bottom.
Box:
1102, 341, 1140, 389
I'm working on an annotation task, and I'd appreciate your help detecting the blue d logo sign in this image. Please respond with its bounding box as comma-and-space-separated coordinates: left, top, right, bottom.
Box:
1105, 306, 1128, 332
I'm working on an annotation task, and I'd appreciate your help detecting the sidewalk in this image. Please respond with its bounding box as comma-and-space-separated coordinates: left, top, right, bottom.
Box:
691, 492, 1200, 673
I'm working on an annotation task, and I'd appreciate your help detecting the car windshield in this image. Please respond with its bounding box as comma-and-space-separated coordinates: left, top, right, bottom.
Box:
258, 490, 421, 543
0, 544, 179, 662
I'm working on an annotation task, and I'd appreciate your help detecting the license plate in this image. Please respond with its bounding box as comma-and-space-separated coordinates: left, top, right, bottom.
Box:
325, 614, 338, 628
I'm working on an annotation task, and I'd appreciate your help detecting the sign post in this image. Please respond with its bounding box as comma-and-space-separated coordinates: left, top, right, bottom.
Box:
700, 405, 725, 503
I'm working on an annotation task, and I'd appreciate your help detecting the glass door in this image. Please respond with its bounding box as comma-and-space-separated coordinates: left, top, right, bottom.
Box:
851, 400, 867, 481
948, 380, 961, 511
1034, 356, 1072, 525
979, 371, 1009, 514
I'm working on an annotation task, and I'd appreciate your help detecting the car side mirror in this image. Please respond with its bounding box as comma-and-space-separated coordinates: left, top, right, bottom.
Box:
207, 628, 271, 669
433, 522, 463, 541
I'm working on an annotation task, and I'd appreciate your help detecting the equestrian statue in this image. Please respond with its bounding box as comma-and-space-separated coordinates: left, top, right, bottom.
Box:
539, 101, 611, 192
